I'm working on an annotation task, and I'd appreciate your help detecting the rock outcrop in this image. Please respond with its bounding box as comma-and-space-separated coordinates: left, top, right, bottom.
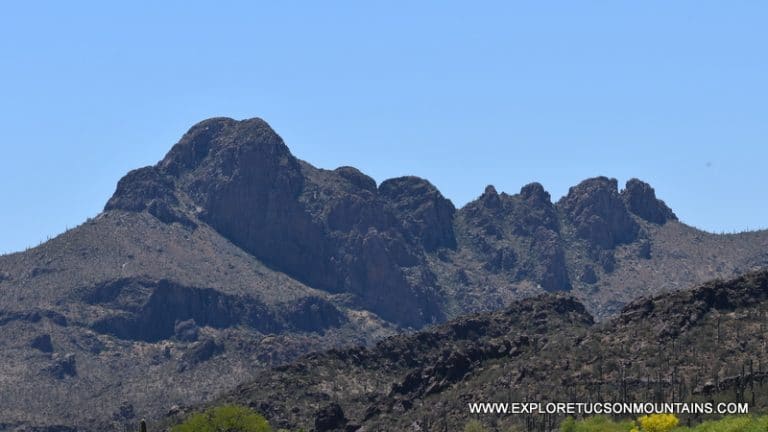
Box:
621, 178, 677, 224
106, 118, 442, 327
457, 182, 570, 291
378, 176, 456, 251
558, 177, 639, 249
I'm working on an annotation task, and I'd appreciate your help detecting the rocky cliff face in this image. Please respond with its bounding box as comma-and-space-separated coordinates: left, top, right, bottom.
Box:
378, 176, 457, 252
456, 183, 570, 292
621, 178, 677, 224
94, 117, 768, 326
99, 118, 768, 324
106, 118, 445, 328
2, 117, 767, 431
558, 176, 640, 249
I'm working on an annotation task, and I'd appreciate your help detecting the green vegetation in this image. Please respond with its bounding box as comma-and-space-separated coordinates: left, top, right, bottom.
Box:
464, 419, 487, 432
171, 405, 272, 432
560, 414, 768, 432
462, 420, 523, 432
634, 414, 679, 432
560, 415, 636, 432
675, 415, 768, 432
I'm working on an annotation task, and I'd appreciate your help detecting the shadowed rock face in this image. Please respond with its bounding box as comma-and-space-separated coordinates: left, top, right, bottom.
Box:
457, 182, 570, 292
621, 178, 677, 224
106, 118, 443, 327
84, 278, 284, 341
158, 118, 315, 288
558, 176, 639, 249
81, 278, 347, 342
378, 176, 456, 251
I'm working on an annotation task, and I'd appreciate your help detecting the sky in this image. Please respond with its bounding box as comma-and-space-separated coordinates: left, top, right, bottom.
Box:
1, 1, 766, 254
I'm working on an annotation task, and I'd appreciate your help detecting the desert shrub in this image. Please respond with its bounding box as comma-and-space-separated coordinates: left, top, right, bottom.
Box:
561, 413, 768, 432
674, 415, 768, 432
464, 419, 488, 432
171, 405, 272, 432
636, 413, 679, 432
560, 415, 634, 432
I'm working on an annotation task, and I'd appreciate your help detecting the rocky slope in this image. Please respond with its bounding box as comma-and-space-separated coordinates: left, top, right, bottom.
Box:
212, 270, 768, 432
0, 117, 766, 430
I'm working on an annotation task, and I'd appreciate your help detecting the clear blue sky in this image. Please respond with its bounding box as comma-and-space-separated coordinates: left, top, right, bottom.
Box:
1, 1, 766, 254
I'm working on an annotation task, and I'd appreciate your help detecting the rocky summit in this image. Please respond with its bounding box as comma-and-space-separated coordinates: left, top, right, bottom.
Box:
1, 117, 767, 431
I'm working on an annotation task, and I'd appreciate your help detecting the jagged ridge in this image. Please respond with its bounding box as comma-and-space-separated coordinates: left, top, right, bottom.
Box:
1, 116, 767, 431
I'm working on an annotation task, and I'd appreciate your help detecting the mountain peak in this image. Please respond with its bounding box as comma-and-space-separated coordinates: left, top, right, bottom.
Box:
519, 182, 551, 205
105, 116, 300, 227
159, 117, 291, 177
478, 185, 501, 209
